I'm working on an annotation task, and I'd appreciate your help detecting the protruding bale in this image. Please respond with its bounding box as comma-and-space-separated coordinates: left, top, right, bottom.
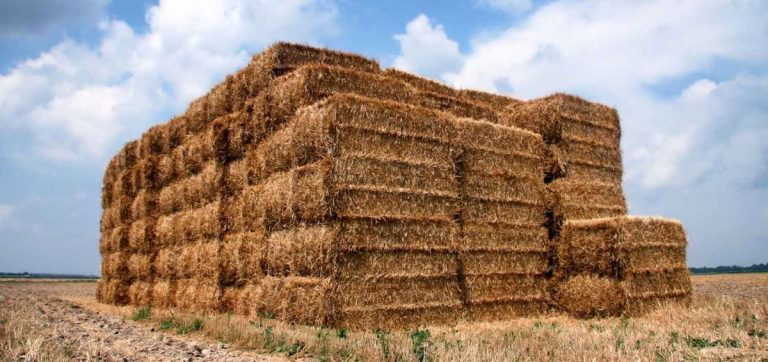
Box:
547, 179, 627, 221
556, 275, 625, 318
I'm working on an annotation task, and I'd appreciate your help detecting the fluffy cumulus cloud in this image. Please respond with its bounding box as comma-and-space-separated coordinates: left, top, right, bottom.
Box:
0, 0, 338, 161
393, 14, 463, 80
395, 1, 768, 266
0, 0, 108, 37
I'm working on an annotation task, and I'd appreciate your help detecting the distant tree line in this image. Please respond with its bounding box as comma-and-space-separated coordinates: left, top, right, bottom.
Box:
0, 272, 98, 279
689, 263, 768, 274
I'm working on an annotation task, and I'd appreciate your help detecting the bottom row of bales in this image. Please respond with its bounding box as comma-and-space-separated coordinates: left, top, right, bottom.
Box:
97, 215, 691, 329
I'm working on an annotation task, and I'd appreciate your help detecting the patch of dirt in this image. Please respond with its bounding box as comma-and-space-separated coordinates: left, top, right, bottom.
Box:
0, 283, 282, 361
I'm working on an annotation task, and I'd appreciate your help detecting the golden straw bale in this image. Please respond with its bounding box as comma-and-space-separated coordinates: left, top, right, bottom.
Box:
219, 287, 242, 313
333, 155, 458, 194
154, 246, 181, 279
337, 127, 455, 168
224, 157, 252, 193
157, 162, 219, 215
139, 124, 166, 158
501, 93, 620, 145
113, 169, 136, 198
184, 95, 211, 135
255, 65, 413, 135
381, 68, 458, 97
175, 277, 221, 312
554, 137, 622, 168
156, 153, 177, 187
128, 281, 153, 306
131, 157, 159, 192
99, 225, 128, 254
465, 274, 550, 304
180, 240, 220, 278
223, 187, 266, 233
213, 111, 259, 163
130, 190, 157, 220
207, 75, 236, 123
233, 283, 261, 316
547, 179, 627, 221
255, 276, 333, 325
458, 88, 522, 110
166, 116, 187, 151
337, 218, 459, 252
182, 129, 216, 176
151, 280, 176, 309
339, 304, 463, 330
266, 224, 337, 277
462, 223, 547, 252
463, 199, 546, 225
127, 253, 153, 281
462, 251, 549, 276
156, 201, 220, 245
556, 275, 625, 318
260, 161, 332, 227
99, 279, 129, 305
467, 300, 549, 323
464, 173, 544, 206
337, 276, 462, 309
338, 251, 457, 279
412, 91, 499, 122
336, 188, 459, 221
219, 232, 266, 286
462, 149, 544, 181
128, 219, 155, 253
101, 252, 129, 280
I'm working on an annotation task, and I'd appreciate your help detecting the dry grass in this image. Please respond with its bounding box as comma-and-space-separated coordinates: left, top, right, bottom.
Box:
3, 273, 764, 361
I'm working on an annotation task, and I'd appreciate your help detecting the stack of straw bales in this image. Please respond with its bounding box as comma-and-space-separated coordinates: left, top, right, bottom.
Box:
98, 42, 691, 329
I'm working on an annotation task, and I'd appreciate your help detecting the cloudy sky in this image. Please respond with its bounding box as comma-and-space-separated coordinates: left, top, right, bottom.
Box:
0, 0, 766, 274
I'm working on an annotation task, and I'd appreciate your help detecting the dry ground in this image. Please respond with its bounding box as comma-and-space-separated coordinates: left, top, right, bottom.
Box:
1, 274, 766, 361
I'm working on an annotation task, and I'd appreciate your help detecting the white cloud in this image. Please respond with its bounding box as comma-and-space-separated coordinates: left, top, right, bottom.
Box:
393, 14, 463, 80
0, 204, 11, 219
0, 0, 338, 161
476, 0, 532, 14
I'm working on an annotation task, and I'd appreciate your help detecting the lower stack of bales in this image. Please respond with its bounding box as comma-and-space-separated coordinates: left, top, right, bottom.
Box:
555, 216, 692, 317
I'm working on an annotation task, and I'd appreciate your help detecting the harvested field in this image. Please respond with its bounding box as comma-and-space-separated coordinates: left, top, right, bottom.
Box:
3, 274, 766, 360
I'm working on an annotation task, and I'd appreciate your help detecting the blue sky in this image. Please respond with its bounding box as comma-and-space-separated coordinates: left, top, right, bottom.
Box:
0, 0, 766, 274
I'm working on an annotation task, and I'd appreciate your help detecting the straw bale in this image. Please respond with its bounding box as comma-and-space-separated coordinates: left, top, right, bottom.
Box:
219, 287, 242, 313
501, 93, 620, 145
99, 200, 129, 231
207, 75, 236, 123
255, 65, 414, 135
463, 199, 546, 225
130, 190, 157, 220
131, 157, 160, 192
139, 124, 166, 158
224, 157, 252, 193
413, 91, 499, 122
222, 187, 266, 233
212, 111, 257, 163
547, 180, 627, 221
462, 251, 549, 276
381, 68, 457, 97
465, 173, 543, 206
113, 169, 136, 198
337, 218, 459, 251
154, 246, 181, 279
265, 224, 337, 277
558, 160, 623, 185
128, 219, 155, 253
219, 232, 266, 286
180, 240, 220, 278
463, 149, 544, 181
338, 251, 457, 279
127, 253, 153, 281
100, 225, 128, 254
334, 155, 458, 194
151, 279, 176, 309
554, 137, 621, 167
157, 162, 218, 215
99, 279, 129, 305
556, 275, 625, 318
101, 252, 129, 280
166, 116, 187, 151
464, 274, 550, 303
121, 140, 140, 170
337, 276, 462, 309
337, 127, 456, 168
462, 223, 547, 252
340, 304, 463, 330
232, 283, 261, 316
459, 89, 521, 110
184, 95, 211, 135
128, 281, 153, 306
467, 300, 549, 323
175, 277, 221, 312
156, 153, 177, 187
260, 161, 332, 227
255, 276, 333, 325
156, 201, 220, 245
621, 269, 692, 299
101, 181, 115, 209
559, 216, 688, 277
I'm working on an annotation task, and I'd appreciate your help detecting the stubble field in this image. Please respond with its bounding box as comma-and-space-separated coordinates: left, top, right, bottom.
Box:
1, 273, 766, 361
